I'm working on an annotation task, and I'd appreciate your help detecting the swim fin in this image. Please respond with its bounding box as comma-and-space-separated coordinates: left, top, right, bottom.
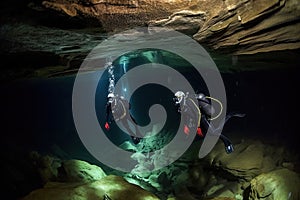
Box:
131, 136, 141, 144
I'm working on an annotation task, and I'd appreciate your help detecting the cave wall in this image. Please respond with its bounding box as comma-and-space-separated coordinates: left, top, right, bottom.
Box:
1, 0, 300, 81
26, 0, 300, 54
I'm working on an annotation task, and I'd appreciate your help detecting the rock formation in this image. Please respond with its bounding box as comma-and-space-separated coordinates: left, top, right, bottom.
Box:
249, 168, 300, 200
22, 175, 160, 200
27, 0, 300, 54
23, 153, 159, 200
1, 0, 299, 80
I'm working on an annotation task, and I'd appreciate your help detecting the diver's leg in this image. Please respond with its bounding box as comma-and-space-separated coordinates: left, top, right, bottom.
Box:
201, 116, 234, 153
200, 116, 215, 135
128, 114, 143, 138
202, 112, 245, 134
121, 119, 140, 144
129, 114, 138, 124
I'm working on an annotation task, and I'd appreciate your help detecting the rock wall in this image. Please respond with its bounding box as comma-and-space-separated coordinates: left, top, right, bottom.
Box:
1, 0, 300, 80
35, 0, 192, 31
193, 0, 300, 54
30, 0, 300, 54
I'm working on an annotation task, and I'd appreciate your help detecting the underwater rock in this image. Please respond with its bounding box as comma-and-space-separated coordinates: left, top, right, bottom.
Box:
59, 159, 107, 182
0, 23, 102, 81
193, 0, 300, 54
149, 10, 207, 35
169, 162, 210, 198
188, 165, 209, 188
30, 152, 107, 183
1, 0, 299, 80
151, 0, 300, 54
1, 149, 42, 200
121, 127, 193, 195
173, 185, 199, 200
204, 140, 288, 181
203, 197, 235, 200
35, 0, 300, 54
168, 139, 299, 200
22, 175, 160, 200
38, 0, 193, 31
248, 168, 300, 200
7, 0, 296, 55
126, 163, 182, 195
119, 140, 137, 152
203, 181, 243, 200
30, 151, 62, 183
122, 126, 181, 174
206, 184, 227, 196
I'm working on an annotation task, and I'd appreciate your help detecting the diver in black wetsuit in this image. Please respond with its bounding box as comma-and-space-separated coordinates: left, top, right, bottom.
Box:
174, 91, 245, 153
105, 93, 142, 144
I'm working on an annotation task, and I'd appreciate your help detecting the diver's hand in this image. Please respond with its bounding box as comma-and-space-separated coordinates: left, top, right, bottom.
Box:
105, 122, 110, 131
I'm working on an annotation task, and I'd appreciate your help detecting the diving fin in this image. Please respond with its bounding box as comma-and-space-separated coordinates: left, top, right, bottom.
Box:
225, 112, 246, 124
220, 134, 234, 154
131, 136, 141, 144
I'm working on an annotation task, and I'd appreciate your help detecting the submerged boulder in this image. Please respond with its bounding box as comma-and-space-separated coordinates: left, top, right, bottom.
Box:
248, 168, 300, 200
30, 152, 106, 183
203, 198, 235, 200
59, 159, 107, 182
30, 151, 62, 183
204, 140, 289, 181
22, 175, 159, 200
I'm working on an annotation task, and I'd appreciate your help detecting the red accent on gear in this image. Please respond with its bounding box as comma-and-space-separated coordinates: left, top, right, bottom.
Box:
197, 127, 204, 137
105, 122, 110, 131
184, 125, 190, 135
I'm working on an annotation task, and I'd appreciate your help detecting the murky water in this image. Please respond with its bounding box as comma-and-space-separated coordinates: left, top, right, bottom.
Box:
1, 48, 300, 199
1, 49, 299, 162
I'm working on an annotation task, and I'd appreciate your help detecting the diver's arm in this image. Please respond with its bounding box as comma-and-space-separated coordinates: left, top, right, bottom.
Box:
198, 99, 215, 117
187, 98, 201, 127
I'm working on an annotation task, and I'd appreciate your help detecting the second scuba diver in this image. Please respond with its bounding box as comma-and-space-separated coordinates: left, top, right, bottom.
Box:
173, 91, 245, 153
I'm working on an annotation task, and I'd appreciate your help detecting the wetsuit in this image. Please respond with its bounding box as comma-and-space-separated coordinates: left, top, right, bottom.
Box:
176, 94, 235, 153
105, 96, 142, 144
177, 97, 202, 136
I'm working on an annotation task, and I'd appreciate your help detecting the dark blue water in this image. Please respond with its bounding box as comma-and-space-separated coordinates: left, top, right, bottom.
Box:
1, 53, 300, 200
1, 53, 300, 169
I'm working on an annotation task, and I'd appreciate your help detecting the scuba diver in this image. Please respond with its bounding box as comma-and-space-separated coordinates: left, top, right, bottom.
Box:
173, 91, 245, 154
105, 92, 142, 144
103, 59, 142, 144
